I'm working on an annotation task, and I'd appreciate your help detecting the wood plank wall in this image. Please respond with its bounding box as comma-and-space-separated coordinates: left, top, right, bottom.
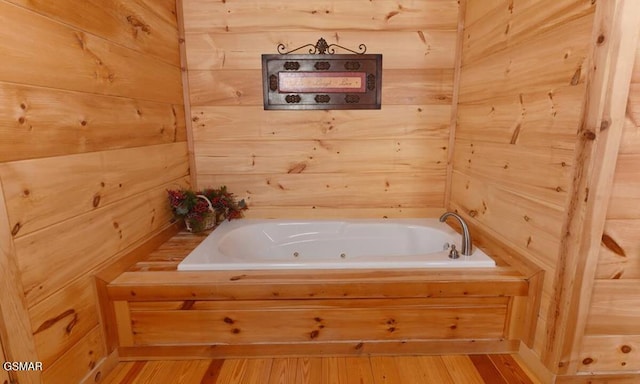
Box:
181, 0, 459, 218
450, 0, 596, 372
0, 338, 10, 384
579, 32, 640, 373
0, 1, 188, 383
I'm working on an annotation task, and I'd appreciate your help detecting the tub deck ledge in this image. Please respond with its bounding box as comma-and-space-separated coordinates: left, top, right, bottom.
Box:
97, 229, 543, 360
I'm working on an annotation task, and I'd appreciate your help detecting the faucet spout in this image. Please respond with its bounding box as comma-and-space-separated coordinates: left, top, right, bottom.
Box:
439, 212, 472, 256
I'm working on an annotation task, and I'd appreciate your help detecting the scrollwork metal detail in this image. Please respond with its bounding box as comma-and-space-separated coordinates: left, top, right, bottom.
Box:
277, 38, 367, 55
367, 74, 376, 91
283, 61, 300, 70
314, 95, 331, 103
285, 95, 301, 103
345, 95, 360, 103
344, 61, 361, 70
314, 61, 330, 70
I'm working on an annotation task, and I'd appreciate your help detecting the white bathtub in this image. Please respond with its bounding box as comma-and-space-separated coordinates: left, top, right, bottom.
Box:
177, 219, 495, 270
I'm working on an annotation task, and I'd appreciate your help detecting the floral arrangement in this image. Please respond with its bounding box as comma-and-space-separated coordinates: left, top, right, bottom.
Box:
167, 186, 247, 232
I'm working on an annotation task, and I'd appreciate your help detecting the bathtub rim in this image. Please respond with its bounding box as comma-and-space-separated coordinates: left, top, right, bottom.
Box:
177, 218, 497, 271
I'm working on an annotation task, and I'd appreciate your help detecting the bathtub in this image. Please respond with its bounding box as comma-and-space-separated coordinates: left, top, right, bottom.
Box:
177, 218, 495, 270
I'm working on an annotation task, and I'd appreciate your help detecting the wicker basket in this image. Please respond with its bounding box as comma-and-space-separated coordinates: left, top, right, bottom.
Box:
184, 194, 217, 232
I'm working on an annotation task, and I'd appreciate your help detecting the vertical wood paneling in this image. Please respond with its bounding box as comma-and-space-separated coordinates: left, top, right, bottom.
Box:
0, 0, 188, 382
182, 0, 459, 218
451, 0, 597, 376
580, 14, 640, 374
546, 0, 640, 374
454, 0, 640, 378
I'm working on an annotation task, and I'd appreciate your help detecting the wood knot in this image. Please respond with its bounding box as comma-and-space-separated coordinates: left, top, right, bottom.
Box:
93, 194, 101, 208
287, 162, 307, 174
582, 357, 594, 365
597, 34, 605, 45
621, 345, 632, 354
65, 313, 79, 334
223, 317, 234, 324
582, 130, 596, 140
570, 66, 582, 85
602, 233, 626, 257
11, 222, 21, 236
126, 15, 151, 34
468, 210, 478, 218
310, 330, 320, 339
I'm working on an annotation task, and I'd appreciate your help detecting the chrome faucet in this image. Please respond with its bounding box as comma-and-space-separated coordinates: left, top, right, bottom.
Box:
439, 212, 472, 256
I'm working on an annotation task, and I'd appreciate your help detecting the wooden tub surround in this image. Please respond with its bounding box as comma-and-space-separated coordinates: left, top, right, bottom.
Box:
98, 230, 542, 361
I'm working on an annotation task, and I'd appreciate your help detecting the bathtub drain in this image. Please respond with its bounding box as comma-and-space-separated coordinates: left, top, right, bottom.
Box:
340, 253, 346, 258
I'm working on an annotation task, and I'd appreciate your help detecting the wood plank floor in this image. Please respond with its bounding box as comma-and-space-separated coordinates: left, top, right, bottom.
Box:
102, 354, 541, 384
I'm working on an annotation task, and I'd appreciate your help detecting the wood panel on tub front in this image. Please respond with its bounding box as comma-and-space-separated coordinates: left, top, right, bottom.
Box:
102, 230, 541, 360
182, 0, 460, 218
106, 269, 534, 359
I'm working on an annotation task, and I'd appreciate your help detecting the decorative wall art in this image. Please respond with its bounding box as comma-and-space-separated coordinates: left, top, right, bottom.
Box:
262, 38, 382, 110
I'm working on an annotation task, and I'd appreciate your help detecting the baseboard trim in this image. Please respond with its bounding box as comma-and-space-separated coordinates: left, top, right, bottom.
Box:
118, 339, 521, 361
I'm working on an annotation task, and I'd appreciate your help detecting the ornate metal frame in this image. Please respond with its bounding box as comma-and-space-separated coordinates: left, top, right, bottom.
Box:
262, 38, 382, 110
277, 37, 367, 55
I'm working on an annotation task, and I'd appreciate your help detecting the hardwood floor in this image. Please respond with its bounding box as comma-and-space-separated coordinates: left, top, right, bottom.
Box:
102, 354, 540, 384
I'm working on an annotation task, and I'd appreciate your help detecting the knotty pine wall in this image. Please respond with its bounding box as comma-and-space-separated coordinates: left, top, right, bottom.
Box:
578, 36, 640, 373
0, 338, 10, 384
451, 0, 640, 379
182, 0, 459, 218
451, 0, 595, 365
0, 1, 188, 383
